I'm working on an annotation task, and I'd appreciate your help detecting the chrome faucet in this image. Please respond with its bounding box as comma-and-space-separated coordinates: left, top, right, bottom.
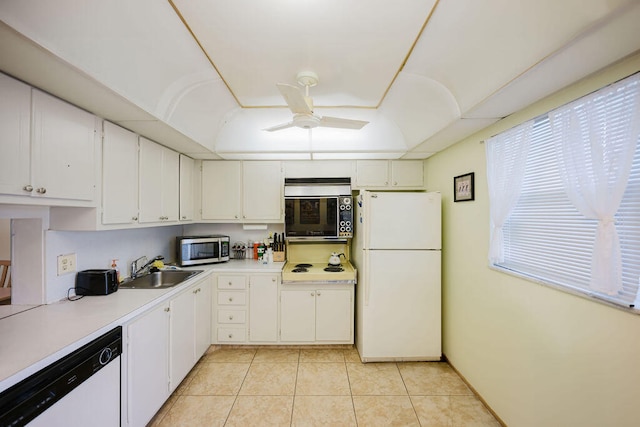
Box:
131, 255, 164, 278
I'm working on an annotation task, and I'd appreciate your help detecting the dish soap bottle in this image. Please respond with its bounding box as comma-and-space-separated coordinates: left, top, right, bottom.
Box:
111, 259, 121, 283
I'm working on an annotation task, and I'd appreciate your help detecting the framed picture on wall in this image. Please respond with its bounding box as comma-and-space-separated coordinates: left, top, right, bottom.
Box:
454, 172, 475, 202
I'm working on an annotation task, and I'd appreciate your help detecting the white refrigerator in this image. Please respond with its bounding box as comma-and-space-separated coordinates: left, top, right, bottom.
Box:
352, 191, 441, 362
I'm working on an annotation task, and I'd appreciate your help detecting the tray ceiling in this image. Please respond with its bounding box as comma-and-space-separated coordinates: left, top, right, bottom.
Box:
0, 0, 639, 159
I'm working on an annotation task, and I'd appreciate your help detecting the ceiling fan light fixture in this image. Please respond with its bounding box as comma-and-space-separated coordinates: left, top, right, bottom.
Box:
293, 113, 320, 129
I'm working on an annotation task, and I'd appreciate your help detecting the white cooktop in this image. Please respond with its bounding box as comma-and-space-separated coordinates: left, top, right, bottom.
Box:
282, 261, 356, 284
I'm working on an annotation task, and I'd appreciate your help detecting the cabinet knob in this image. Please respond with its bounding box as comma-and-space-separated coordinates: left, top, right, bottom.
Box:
317, 292, 321, 296
234, 215, 238, 219
393, 182, 398, 185
310, 292, 315, 296
228, 315, 234, 320
36, 187, 47, 194
228, 334, 233, 338
272, 278, 276, 282
23, 185, 33, 192
384, 182, 388, 186
181, 216, 186, 220
132, 216, 138, 221
228, 282, 233, 286
228, 297, 233, 302
164, 307, 170, 312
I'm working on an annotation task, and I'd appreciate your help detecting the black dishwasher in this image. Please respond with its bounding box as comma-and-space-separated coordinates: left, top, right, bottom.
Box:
0, 326, 122, 426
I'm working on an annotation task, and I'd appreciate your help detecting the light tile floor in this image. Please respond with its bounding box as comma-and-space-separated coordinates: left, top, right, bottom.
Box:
149, 347, 501, 426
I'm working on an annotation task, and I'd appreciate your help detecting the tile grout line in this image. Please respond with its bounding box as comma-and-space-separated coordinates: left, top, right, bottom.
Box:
290, 351, 301, 427
395, 362, 425, 426
222, 349, 257, 426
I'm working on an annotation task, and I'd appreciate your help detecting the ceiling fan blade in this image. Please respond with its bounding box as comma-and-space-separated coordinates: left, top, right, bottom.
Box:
263, 121, 295, 132
276, 83, 313, 114
318, 116, 369, 130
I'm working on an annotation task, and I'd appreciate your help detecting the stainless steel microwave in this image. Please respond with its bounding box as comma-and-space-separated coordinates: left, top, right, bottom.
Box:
176, 235, 230, 266
284, 178, 353, 239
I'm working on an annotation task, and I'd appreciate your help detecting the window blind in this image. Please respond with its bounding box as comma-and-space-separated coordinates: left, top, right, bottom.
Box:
494, 73, 640, 308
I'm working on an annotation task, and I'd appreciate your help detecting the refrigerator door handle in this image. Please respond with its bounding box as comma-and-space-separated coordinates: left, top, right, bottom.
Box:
364, 250, 370, 306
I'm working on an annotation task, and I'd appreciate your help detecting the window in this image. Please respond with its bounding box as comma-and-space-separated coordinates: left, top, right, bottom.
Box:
487, 73, 640, 309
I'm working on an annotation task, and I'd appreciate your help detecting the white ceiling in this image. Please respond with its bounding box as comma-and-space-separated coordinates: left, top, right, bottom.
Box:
0, 0, 639, 160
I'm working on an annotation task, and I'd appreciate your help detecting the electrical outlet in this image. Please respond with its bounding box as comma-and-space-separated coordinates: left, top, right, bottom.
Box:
57, 253, 77, 275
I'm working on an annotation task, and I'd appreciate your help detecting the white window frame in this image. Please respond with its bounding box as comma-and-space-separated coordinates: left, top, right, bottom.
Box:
487, 73, 640, 312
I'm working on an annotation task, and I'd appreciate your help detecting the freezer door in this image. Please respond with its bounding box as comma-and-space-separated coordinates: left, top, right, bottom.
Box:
358, 250, 441, 361
366, 191, 441, 250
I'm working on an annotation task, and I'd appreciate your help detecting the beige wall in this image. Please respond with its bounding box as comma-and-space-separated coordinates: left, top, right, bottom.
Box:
0, 219, 9, 260
425, 52, 640, 426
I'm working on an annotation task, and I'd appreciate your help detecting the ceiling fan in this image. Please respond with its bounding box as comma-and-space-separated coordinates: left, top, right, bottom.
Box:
263, 71, 369, 132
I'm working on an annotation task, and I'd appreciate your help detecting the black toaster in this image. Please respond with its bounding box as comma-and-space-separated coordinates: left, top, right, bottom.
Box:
75, 269, 118, 295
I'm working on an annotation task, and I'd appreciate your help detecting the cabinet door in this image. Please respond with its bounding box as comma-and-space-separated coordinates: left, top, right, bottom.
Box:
315, 289, 352, 342
102, 122, 139, 224
32, 90, 97, 201
242, 161, 282, 221
127, 303, 170, 427
169, 289, 195, 392
138, 137, 164, 222
195, 276, 212, 358
355, 160, 389, 187
179, 154, 195, 221
249, 274, 278, 342
391, 160, 424, 188
161, 148, 180, 221
201, 161, 241, 220
280, 290, 315, 342
0, 73, 31, 196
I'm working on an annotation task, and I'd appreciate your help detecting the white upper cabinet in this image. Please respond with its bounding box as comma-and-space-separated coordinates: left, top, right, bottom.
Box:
354, 160, 425, 189
31, 90, 98, 201
0, 73, 31, 196
201, 161, 283, 223
390, 160, 424, 188
201, 161, 242, 220
0, 74, 98, 203
242, 161, 283, 222
139, 137, 179, 223
102, 122, 139, 225
179, 154, 195, 221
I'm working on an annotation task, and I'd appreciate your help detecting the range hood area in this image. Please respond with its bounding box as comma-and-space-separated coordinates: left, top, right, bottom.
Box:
1, 1, 639, 160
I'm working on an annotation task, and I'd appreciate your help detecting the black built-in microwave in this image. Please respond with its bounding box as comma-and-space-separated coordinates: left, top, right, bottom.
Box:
284, 178, 353, 239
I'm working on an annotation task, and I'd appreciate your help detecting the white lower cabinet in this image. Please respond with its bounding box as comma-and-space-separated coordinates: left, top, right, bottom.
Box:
213, 273, 280, 344
280, 287, 353, 343
212, 273, 353, 345
126, 302, 170, 427
214, 274, 248, 343
169, 289, 196, 392
249, 274, 279, 342
125, 275, 212, 426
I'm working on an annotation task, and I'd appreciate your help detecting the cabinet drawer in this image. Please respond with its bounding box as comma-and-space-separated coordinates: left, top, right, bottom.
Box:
218, 327, 246, 342
217, 309, 246, 324
217, 291, 246, 306
217, 275, 247, 290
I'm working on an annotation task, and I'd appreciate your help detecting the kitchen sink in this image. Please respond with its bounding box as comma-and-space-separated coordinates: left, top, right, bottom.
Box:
118, 270, 203, 289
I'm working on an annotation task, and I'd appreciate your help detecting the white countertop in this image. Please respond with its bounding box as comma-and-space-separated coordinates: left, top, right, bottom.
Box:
0, 259, 283, 391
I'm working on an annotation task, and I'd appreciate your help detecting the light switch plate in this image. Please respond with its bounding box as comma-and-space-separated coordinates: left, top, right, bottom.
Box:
57, 253, 77, 275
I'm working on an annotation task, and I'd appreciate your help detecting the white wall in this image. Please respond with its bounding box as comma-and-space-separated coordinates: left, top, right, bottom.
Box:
425, 52, 640, 426
44, 225, 183, 303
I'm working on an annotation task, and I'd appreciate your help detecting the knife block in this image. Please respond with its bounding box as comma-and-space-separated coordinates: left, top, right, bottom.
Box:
272, 251, 285, 262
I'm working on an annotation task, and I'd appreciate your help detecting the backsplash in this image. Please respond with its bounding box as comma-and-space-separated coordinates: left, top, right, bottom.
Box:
45, 226, 182, 303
